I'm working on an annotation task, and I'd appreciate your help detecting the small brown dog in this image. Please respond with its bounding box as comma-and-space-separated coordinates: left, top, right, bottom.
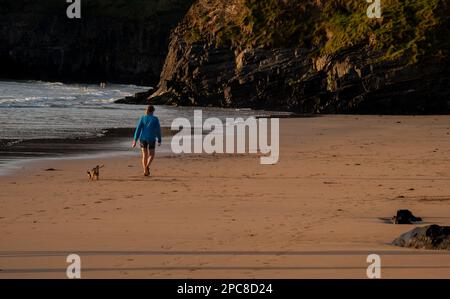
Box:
87, 165, 104, 181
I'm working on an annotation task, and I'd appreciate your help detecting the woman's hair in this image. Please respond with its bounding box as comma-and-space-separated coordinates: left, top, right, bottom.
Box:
146, 105, 155, 115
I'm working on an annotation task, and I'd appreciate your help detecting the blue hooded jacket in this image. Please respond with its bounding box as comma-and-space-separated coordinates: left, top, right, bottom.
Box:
134, 115, 162, 143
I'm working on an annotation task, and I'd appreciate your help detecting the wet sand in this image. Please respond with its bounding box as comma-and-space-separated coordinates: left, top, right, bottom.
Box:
1, 115, 450, 278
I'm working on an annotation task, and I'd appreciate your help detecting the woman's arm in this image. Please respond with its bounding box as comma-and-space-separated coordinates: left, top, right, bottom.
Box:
132, 117, 143, 147
156, 118, 162, 144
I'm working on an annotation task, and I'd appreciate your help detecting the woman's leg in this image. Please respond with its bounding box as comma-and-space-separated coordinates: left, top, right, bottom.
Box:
147, 149, 155, 169
141, 148, 149, 175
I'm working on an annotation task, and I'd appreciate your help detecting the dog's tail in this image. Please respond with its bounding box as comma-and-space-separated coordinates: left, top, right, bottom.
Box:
98, 164, 105, 169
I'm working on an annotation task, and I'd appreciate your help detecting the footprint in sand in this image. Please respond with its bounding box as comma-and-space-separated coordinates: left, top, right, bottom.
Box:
101, 198, 115, 201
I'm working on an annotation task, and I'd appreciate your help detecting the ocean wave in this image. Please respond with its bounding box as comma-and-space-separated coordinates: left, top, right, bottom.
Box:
0, 139, 24, 148
87, 97, 119, 104
0, 96, 77, 105
39, 81, 65, 86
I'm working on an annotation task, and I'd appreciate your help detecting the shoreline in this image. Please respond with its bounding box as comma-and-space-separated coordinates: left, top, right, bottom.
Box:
0, 127, 178, 176
0, 128, 132, 176
0, 102, 295, 175
1, 115, 450, 278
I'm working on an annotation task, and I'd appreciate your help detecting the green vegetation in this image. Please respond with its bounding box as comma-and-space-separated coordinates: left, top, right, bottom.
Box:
319, 0, 445, 63
185, 0, 449, 64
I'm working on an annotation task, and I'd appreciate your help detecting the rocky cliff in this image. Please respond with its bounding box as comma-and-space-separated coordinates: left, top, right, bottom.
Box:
0, 0, 194, 85
149, 0, 450, 113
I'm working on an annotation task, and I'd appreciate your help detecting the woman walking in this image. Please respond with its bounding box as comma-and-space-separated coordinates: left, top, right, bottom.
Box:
132, 105, 162, 176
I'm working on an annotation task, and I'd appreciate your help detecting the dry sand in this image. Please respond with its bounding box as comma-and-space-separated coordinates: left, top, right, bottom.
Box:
1, 115, 450, 278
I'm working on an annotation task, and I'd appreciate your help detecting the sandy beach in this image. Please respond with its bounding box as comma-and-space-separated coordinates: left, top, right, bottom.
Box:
1, 115, 450, 278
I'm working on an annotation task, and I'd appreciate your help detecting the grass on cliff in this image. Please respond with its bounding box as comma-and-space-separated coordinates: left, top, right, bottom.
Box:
319, 0, 445, 63
185, 0, 449, 64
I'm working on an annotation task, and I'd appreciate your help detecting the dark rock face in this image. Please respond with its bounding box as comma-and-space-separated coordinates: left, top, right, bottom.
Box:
115, 90, 153, 105
151, 32, 450, 113
0, 0, 195, 85
149, 1, 450, 113
393, 225, 450, 250
152, 35, 310, 110
392, 210, 422, 224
